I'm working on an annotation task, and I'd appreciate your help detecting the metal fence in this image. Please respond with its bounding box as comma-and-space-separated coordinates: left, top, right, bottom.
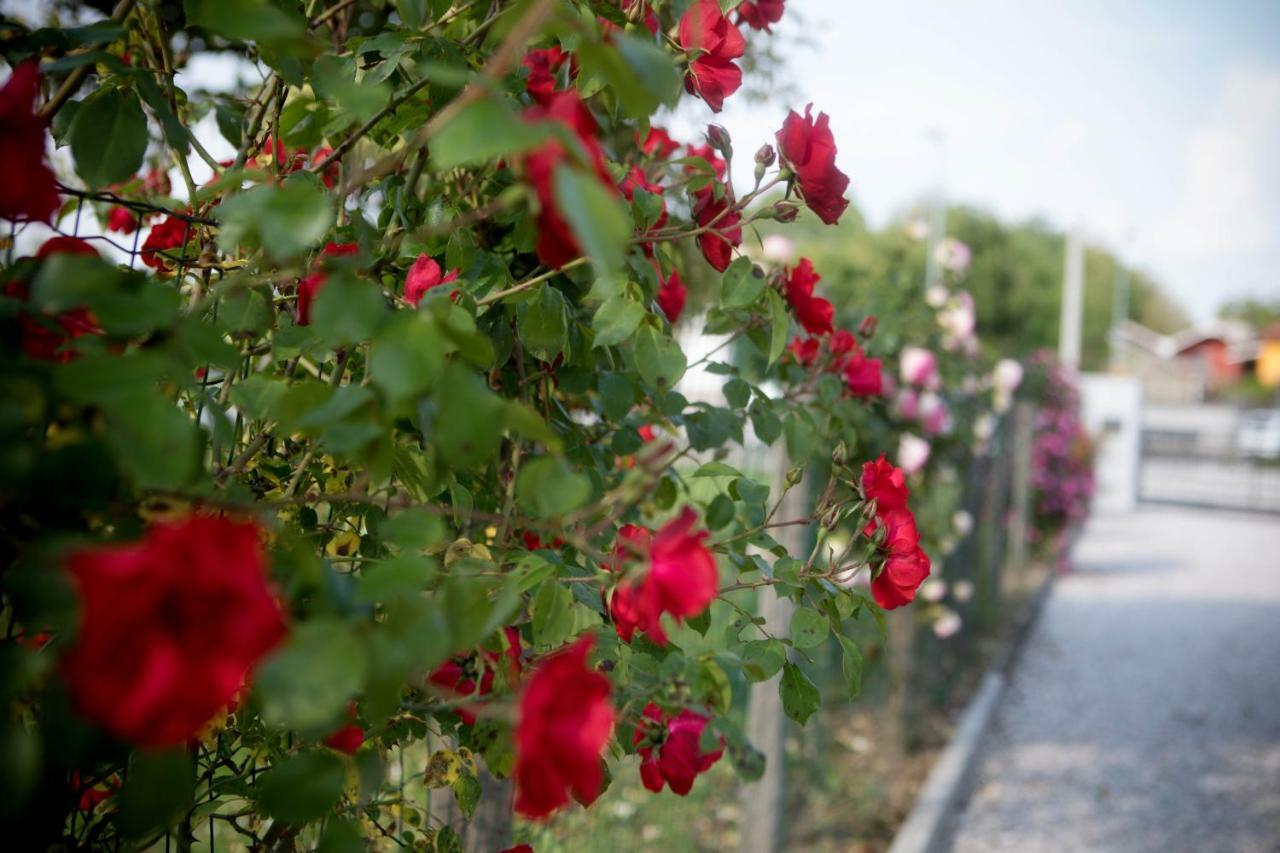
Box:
1138, 412, 1280, 514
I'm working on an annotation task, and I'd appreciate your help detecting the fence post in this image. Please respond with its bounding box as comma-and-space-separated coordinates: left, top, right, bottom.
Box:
1007, 402, 1034, 573
739, 447, 803, 853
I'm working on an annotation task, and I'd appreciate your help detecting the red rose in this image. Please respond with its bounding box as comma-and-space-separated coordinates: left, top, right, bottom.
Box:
830, 328, 858, 355
323, 702, 365, 754
105, 206, 139, 234
60, 515, 286, 747
520, 92, 615, 268
523, 46, 570, 106
692, 187, 742, 272
607, 508, 718, 645
296, 242, 359, 325
143, 166, 173, 197
842, 353, 883, 398
522, 531, 566, 550
634, 703, 724, 795
640, 126, 680, 159
6, 237, 102, 362
404, 254, 460, 306
310, 146, 340, 188
428, 627, 522, 725
500, 846, 534, 853
776, 104, 850, 225
865, 508, 931, 609
787, 335, 821, 367
737, 0, 785, 32
861, 455, 909, 512
679, 1, 746, 112
139, 215, 190, 270
514, 635, 614, 819
783, 258, 834, 336
0, 62, 61, 224
656, 268, 687, 324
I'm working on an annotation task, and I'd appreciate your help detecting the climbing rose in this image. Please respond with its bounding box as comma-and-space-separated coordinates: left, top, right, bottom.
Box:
608, 508, 718, 645
787, 335, 821, 367
500, 846, 534, 853
900, 345, 939, 388
105, 206, 138, 234
514, 635, 614, 819
0, 62, 61, 223
139, 215, 189, 270
523, 46, 570, 106
634, 703, 724, 795
678, 0, 746, 112
692, 187, 741, 272
59, 515, 286, 747
323, 703, 364, 755
783, 258, 834, 336
428, 627, 522, 725
776, 104, 850, 225
296, 242, 359, 326
737, 0, 785, 32
404, 254, 460, 305
656, 268, 687, 324
898, 432, 931, 474
861, 455, 909, 512
640, 126, 680, 159
867, 509, 931, 609
520, 92, 615, 268
6, 237, 101, 362
842, 352, 883, 398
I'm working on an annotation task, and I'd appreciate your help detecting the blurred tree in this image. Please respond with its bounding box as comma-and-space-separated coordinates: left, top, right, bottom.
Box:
1218, 297, 1280, 330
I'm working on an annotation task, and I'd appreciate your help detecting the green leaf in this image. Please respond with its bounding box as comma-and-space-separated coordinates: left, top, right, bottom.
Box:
721, 257, 765, 307
217, 176, 335, 263
553, 163, 631, 292
378, 509, 448, 551
789, 607, 829, 649
779, 662, 820, 724
766, 288, 788, 365
453, 773, 482, 821
311, 273, 388, 346
592, 294, 645, 348
317, 818, 364, 853
517, 457, 590, 518
256, 750, 347, 825
577, 33, 680, 119
749, 399, 782, 445
693, 461, 741, 479
255, 620, 368, 732
104, 392, 200, 490
598, 372, 636, 422
531, 579, 575, 649
517, 284, 571, 362
432, 364, 505, 468
835, 633, 864, 699
740, 639, 786, 682
356, 555, 437, 603
633, 325, 686, 390
370, 312, 447, 401
313, 55, 391, 122
186, 0, 308, 46
395, 0, 428, 29
217, 286, 273, 334
68, 86, 148, 189
430, 99, 549, 169
115, 750, 193, 839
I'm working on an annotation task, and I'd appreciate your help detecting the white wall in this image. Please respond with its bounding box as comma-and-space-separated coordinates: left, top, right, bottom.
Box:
1080, 373, 1144, 512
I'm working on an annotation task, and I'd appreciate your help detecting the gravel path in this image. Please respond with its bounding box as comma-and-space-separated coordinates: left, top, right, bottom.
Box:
947, 506, 1280, 853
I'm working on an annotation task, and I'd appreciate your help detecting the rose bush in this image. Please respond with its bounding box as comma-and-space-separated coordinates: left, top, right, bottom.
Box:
0, 2, 1022, 849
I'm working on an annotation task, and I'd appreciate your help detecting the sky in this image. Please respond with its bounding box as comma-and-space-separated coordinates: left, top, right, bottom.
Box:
677, 0, 1280, 324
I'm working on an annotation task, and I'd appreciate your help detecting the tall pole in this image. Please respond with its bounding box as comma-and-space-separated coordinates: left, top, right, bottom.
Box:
1108, 259, 1131, 370
1059, 230, 1085, 369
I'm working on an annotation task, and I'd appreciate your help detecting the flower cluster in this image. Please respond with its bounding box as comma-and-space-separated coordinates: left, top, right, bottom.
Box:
860, 456, 932, 609
1026, 352, 1095, 564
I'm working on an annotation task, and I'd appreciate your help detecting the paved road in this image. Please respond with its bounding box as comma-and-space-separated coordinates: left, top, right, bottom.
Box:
947, 506, 1280, 853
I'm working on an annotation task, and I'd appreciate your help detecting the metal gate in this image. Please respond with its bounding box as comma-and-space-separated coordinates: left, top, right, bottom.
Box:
1139, 407, 1280, 513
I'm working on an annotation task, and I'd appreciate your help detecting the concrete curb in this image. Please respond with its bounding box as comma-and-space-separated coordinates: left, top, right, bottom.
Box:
886, 576, 1055, 853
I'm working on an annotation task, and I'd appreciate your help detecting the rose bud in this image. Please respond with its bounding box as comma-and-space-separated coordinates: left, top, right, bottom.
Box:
754, 143, 776, 167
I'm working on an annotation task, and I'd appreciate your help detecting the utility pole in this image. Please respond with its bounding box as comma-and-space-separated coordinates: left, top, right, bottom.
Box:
1059, 230, 1085, 370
